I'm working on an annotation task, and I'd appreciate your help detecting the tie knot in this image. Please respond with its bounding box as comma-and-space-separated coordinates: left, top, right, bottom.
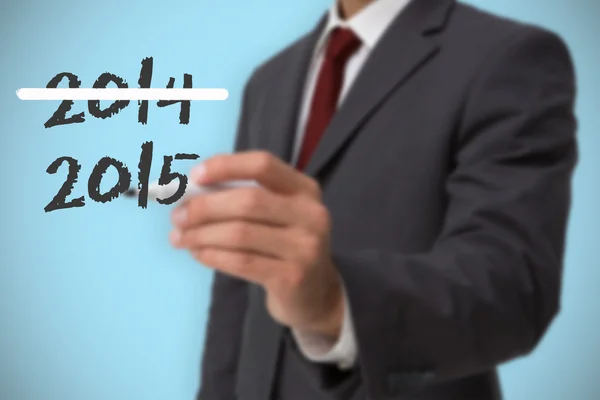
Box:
325, 28, 361, 62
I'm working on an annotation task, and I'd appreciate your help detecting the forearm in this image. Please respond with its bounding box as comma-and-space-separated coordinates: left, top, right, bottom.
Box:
292, 286, 358, 370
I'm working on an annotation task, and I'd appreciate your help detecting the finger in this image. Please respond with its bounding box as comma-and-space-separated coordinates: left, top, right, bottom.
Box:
171, 187, 322, 231
191, 151, 321, 199
173, 221, 305, 261
190, 248, 283, 286
173, 187, 290, 228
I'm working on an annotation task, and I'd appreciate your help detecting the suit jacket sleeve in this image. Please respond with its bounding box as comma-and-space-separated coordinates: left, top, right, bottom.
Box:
333, 27, 577, 398
196, 76, 255, 400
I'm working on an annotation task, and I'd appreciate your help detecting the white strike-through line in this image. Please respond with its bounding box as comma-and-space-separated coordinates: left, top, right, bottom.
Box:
16, 88, 229, 101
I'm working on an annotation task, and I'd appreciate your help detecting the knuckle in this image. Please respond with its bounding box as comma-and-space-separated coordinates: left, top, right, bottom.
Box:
310, 203, 331, 231
230, 223, 251, 246
187, 196, 206, 220
255, 152, 274, 174
208, 156, 228, 175
301, 233, 322, 261
286, 264, 306, 288
239, 190, 262, 215
191, 250, 203, 263
178, 230, 191, 247
193, 249, 212, 264
235, 252, 255, 271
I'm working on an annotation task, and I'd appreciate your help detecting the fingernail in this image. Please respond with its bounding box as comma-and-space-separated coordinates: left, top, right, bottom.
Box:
171, 207, 188, 226
169, 229, 182, 247
190, 163, 207, 183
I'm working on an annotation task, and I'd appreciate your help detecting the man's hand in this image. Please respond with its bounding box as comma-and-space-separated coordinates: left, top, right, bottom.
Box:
169, 151, 344, 338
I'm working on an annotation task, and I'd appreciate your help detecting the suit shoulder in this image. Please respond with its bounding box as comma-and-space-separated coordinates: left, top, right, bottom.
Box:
448, 2, 571, 54
442, 2, 574, 84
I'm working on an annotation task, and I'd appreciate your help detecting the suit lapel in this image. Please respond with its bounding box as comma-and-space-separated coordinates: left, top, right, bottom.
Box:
263, 17, 327, 163
304, 0, 455, 177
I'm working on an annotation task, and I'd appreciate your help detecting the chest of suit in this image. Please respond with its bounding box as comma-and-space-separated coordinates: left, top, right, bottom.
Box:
246, 45, 474, 255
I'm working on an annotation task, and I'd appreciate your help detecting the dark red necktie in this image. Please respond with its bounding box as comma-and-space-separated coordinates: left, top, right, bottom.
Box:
296, 28, 362, 171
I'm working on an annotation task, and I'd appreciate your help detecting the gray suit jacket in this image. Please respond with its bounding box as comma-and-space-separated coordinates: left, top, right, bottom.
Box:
197, 0, 577, 399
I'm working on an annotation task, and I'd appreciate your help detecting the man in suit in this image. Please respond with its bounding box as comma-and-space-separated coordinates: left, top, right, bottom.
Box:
170, 0, 578, 398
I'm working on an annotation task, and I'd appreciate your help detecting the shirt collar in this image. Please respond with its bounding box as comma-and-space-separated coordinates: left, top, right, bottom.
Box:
314, 0, 412, 56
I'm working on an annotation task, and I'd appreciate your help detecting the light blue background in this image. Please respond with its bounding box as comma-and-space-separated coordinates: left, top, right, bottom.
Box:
0, 1, 598, 399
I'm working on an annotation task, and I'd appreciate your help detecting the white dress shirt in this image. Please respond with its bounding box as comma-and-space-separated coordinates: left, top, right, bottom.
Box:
290, 0, 412, 370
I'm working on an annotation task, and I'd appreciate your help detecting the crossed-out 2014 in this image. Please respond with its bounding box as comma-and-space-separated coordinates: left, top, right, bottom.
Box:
44, 57, 193, 128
